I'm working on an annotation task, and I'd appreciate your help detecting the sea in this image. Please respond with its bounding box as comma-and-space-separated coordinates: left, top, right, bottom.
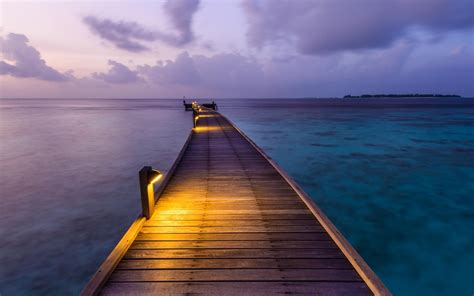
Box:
0, 98, 473, 295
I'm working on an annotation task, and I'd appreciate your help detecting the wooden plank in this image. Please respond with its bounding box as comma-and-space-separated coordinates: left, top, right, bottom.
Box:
156, 198, 306, 203
123, 248, 344, 259
143, 219, 319, 227
117, 258, 352, 270
139, 225, 324, 233
102, 282, 372, 295
109, 268, 362, 282
130, 240, 337, 249
149, 214, 316, 221
154, 204, 308, 210
136, 232, 332, 241
151, 209, 312, 215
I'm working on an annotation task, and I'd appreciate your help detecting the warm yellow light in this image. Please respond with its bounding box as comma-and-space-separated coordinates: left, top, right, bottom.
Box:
149, 174, 162, 184
194, 126, 221, 132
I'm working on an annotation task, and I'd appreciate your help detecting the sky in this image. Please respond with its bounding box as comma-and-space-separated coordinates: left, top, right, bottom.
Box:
0, 0, 473, 98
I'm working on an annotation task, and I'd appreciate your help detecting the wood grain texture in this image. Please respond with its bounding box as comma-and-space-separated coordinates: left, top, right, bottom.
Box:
116, 258, 353, 270
92, 108, 388, 295
109, 268, 362, 282
101, 282, 372, 295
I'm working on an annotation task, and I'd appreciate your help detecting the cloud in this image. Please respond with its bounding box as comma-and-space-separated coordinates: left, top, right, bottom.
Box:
83, 0, 200, 52
92, 60, 141, 84
193, 53, 265, 91
83, 16, 156, 52
138, 51, 265, 94
81, 45, 474, 97
2, 44, 473, 98
263, 41, 474, 97
395, 45, 474, 95
134, 42, 474, 98
138, 52, 200, 85
161, 0, 200, 46
2, 34, 472, 98
242, 0, 474, 55
0, 33, 69, 81
91, 49, 263, 88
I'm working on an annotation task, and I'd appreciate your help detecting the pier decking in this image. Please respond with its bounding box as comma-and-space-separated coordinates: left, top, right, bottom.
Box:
82, 108, 389, 295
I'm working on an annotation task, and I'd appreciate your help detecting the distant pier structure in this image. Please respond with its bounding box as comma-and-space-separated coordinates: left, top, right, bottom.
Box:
183, 99, 217, 111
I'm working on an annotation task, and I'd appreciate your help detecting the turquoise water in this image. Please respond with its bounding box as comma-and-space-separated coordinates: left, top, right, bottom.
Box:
1, 98, 473, 295
220, 99, 474, 295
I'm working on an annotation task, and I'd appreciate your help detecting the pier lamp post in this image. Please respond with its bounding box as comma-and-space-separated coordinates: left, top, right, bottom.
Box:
139, 166, 163, 219
193, 109, 199, 128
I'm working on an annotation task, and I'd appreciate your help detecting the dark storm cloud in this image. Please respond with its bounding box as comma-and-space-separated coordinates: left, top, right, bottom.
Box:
0, 33, 69, 81
242, 0, 474, 54
83, 0, 200, 52
92, 60, 141, 84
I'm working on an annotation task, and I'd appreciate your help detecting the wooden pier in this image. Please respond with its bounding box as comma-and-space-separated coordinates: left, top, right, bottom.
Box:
82, 107, 390, 295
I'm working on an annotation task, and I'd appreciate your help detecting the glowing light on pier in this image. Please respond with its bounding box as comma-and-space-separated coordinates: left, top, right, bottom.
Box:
139, 166, 163, 219
149, 173, 162, 185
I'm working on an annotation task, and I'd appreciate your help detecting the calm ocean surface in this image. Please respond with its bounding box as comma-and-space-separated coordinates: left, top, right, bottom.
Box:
1, 98, 473, 295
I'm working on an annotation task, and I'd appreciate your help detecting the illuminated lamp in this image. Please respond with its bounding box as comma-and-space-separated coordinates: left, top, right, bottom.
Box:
139, 166, 163, 219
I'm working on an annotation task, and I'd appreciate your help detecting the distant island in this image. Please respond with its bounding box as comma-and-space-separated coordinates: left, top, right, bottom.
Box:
343, 94, 461, 98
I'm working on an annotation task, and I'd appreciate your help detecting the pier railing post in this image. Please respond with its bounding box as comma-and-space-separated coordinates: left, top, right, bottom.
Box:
139, 166, 162, 219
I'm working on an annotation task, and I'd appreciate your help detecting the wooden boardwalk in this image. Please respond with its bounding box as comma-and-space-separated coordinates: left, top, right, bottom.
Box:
82, 108, 390, 295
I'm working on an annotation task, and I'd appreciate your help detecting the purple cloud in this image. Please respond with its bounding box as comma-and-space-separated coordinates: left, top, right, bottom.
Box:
83, 16, 156, 52
138, 52, 200, 85
92, 60, 141, 84
0, 33, 69, 81
83, 0, 200, 52
138, 51, 264, 93
242, 0, 474, 55
134, 43, 473, 98
2, 44, 472, 98
161, 0, 200, 46
193, 53, 264, 91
